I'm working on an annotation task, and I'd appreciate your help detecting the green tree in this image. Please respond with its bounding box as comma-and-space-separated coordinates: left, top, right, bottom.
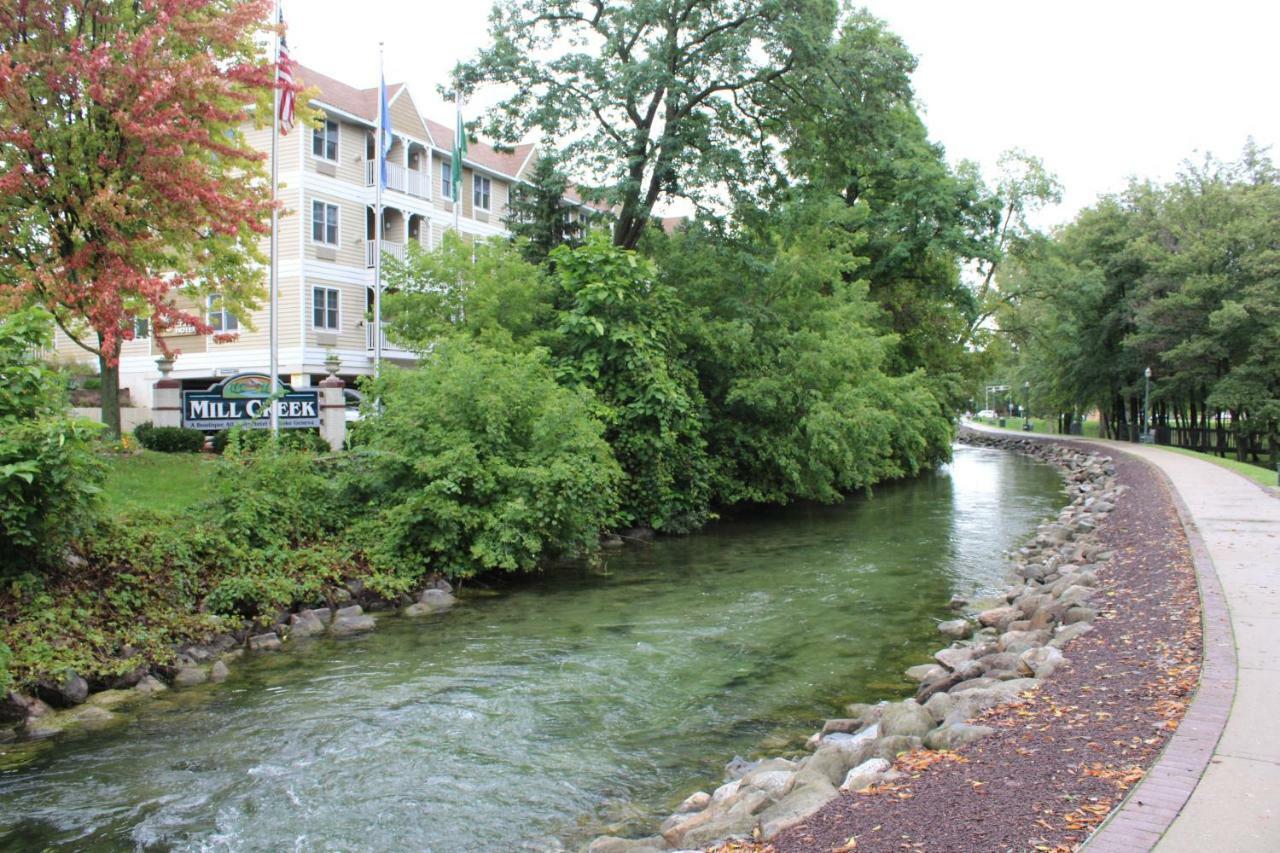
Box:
381, 233, 555, 352
549, 234, 713, 531
456, 0, 836, 249
763, 10, 993, 395
0, 0, 285, 437
505, 154, 581, 263
661, 197, 953, 506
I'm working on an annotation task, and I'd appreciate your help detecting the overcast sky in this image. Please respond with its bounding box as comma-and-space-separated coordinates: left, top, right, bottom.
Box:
287, 0, 1280, 226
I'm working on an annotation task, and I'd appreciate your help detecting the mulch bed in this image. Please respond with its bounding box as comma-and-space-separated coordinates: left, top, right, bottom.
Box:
761, 446, 1202, 853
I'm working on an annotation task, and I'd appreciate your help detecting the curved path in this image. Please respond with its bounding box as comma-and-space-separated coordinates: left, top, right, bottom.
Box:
1075, 440, 1279, 852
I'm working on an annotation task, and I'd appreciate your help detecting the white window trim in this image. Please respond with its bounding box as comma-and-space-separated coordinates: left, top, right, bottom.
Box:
312, 118, 340, 163
440, 156, 453, 200
206, 294, 239, 332
312, 286, 341, 331
311, 199, 341, 247
473, 174, 491, 211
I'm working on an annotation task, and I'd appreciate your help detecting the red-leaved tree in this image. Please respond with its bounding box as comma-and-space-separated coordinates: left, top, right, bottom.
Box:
0, 0, 295, 437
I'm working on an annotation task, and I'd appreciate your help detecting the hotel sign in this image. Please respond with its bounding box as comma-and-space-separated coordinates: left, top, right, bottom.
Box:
181, 373, 321, 430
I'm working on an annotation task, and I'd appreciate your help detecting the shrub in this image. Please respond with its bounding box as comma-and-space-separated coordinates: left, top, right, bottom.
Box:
211, 426, 329, 455
548, 235, 712, 532
352, 340, 621, 580
133, 421, 205, 453
0, 308, 103, 576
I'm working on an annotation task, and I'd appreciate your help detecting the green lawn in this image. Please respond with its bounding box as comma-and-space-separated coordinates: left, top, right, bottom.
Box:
971, 415, 1100, 437
967, 417, 1276, 490
100, 450, 216, 515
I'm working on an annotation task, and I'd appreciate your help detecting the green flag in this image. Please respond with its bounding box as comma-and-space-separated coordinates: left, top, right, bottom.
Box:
451, 100, 467, 201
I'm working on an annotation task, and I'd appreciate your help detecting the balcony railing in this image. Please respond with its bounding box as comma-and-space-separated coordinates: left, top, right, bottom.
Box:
365, 324, 415, 356
366, 240, 405, 268
363, 160, 430, 199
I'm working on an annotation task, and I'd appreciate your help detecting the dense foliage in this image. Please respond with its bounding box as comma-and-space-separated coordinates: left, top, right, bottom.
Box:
350, 341, 622, 578
993, 144, 1280, 460
133, 423, 206, 453
0, 308, 103, 578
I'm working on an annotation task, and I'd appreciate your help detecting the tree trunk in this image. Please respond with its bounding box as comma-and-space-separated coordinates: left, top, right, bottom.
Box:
98, 349, 122, 440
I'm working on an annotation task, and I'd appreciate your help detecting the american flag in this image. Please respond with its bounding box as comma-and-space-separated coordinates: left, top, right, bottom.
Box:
276, 11, 296, 135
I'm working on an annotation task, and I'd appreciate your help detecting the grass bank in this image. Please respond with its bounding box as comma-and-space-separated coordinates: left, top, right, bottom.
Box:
967, 417, 1276, 490
101, 450, 213, 515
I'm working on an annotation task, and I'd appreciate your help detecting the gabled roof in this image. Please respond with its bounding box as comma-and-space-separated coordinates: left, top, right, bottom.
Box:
295, 64, 403, 124
424, 118, 535, 181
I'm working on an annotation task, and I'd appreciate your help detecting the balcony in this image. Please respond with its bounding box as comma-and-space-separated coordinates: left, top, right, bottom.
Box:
365, 323, 415, 357
363, 160, 431, 199
366, 240, 405, 268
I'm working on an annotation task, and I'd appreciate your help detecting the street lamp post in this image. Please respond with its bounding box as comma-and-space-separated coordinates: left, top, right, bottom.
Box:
1142, 366, 1153, 443
1023, 381, 1032, 431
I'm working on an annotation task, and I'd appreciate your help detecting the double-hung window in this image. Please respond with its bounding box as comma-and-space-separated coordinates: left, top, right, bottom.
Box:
207, 295, 239, 332
312, 287, 340, 330
440, 159, 452, 199
312, 200, 339, 245
473, 174, 491, 211
312, 118, 338, 161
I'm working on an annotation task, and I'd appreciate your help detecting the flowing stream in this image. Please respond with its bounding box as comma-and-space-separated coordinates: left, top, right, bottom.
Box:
0, 444, 1064, 852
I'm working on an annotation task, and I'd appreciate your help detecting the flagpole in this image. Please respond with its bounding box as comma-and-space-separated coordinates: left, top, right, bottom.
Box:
373, 43, 384, 379
268, 0, 281, 435
453, 91, 462, 234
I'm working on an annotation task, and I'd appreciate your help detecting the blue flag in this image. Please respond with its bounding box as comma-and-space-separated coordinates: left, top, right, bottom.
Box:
379, 75, 394, 188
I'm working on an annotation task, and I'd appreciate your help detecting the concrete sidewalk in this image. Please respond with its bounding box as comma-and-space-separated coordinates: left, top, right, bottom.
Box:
1104, 443, 1280, 852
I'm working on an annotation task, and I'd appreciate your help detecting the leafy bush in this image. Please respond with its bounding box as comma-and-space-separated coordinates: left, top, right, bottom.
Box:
549, 235, 712, 532
0, 308, 104, 576
133, 421, 206, 453
352, 340, 621, 580
211, 426, 330, 455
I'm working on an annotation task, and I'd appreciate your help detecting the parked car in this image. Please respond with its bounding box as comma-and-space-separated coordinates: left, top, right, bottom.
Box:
975, 409, 998, 419
344, 388, 363, 422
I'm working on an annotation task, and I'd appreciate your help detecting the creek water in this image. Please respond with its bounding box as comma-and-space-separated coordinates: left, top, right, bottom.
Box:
0, 445, 1064, 852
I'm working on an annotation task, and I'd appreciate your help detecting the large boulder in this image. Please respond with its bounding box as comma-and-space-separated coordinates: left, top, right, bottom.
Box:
879, 700, 937, 739
415, 588, 457, 612
758, 780, 838, 841
34, 671, 89, 708
977, 606, 1018, 630
924, 723, 995, 750
331, 608, 377, 636
934, 646, 975, 671
289, 610, 326, 638
943, 678, 1039, 726
675, 791, 710, 813
172, 666, 208, 688
839, 757, 890, 792
134, 675, 168, 696
1018, 646, 1069, 678
1049, 622, 1094, 649
904, 663, 944, 682
937, 619, 972, 640
923, 691, 954, 723
248, 632, 283, 652
998, 629, 1050, 655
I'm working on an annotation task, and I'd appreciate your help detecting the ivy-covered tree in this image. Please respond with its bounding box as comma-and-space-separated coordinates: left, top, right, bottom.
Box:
0, 0, 291, 437
456, 0, 836, 249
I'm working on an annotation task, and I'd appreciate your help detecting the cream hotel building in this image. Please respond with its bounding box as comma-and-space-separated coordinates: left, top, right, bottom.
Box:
54, 65, 574, 409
